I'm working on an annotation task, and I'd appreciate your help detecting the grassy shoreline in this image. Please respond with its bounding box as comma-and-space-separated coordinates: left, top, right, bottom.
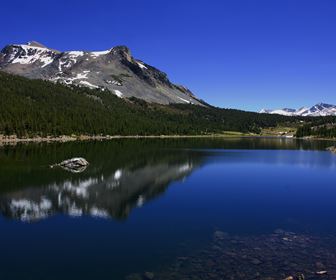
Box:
0, 133, 250, 145
1, 133, 336, 146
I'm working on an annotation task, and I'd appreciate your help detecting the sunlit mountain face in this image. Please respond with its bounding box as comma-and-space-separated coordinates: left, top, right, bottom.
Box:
0, 41, 202, 105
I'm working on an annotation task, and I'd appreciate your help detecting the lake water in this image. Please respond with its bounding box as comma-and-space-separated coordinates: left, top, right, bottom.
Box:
1, 138, 336, 279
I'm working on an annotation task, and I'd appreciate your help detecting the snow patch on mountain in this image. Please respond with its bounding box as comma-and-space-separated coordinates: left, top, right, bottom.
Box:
8, 44, 56, 67
66, 51, 84, 57
79, 80, 99, 89
114, 90, 123, 98
136, 60, 147, 69
91, 49, 111, 57
177, 96, 191, 104
260, 103, 336, 117
39, 55, 54, 68
0, 41, 203, 105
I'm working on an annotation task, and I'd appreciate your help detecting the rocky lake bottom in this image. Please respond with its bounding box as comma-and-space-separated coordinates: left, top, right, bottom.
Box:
127, 230, 336, 280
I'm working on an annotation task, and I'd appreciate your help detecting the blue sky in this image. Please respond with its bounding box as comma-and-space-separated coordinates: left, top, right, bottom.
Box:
1, 0, 336, 111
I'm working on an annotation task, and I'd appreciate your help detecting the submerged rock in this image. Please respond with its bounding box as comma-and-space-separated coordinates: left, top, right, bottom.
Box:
144, 272, 155, 279
213, 230, 228, 240
129, 230, 336, 280
296, 273, 305, 280
250, 258, 262, 265
125, 274, 143, 280
50, 157, 89, 173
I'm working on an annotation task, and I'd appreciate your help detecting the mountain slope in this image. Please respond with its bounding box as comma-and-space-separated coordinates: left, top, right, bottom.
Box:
0, 72, 297, 137
260, 103, 336, 116
0, 41, 202, 105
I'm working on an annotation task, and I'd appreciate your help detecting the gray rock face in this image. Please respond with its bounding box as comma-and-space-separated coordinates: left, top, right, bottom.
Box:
0, 41, 202, 105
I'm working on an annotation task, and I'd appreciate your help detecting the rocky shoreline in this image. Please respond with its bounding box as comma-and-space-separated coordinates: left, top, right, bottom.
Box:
1, 134, 335, 148
127, 230, 336, 280
0, 134, 250, 146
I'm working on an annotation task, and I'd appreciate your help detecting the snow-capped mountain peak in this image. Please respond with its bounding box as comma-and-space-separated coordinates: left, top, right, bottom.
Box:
0, 42, 59, 68
260, 103, 336, 117
0, 41, 202, 105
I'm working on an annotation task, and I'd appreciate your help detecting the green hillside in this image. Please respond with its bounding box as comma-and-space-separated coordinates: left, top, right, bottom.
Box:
0, 71, 305, 137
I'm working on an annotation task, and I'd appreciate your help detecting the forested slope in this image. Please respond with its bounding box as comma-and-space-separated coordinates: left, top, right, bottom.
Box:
0, 71, 304, 137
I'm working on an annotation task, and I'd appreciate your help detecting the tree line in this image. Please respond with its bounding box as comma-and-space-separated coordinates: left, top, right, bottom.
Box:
1, 71, 330, 138
296, 124, 336, 138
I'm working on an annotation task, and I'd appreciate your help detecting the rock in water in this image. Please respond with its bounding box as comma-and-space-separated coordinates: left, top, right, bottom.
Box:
50, 157, 89, 173
59, 157, 89, 168
326, 146, 336, 154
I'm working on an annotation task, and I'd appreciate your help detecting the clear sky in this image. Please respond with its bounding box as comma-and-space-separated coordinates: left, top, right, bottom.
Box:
1, 0, 336, 111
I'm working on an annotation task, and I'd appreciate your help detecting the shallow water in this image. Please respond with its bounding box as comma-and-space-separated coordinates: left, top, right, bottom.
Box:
0, 138, 335, 279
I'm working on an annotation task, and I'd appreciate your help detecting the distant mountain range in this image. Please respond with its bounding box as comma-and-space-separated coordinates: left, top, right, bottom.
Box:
260, 103, 336, 117
0, 41, 202, 105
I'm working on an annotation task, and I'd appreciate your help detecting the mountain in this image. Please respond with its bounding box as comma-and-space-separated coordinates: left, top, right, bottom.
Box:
260, 103, 336, 117
0, 41, 202, 105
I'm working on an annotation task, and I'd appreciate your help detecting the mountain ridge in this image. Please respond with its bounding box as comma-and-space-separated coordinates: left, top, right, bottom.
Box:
260, 103, 336, 117
0, 41, 203, 105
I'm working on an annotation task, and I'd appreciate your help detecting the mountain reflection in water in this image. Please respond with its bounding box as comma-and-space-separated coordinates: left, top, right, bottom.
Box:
0, 137, 334, 222
0, 140, 204, 221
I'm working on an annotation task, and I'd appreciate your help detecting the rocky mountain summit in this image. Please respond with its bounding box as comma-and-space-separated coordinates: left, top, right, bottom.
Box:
0, 41, 202, 105
260, 103, 336, 117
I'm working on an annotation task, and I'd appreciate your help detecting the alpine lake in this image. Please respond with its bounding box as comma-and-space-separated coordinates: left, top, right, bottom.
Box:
1, 137, 336, 280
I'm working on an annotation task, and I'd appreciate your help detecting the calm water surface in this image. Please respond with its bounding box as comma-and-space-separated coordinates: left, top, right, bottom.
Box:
0, 138, 336, 279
